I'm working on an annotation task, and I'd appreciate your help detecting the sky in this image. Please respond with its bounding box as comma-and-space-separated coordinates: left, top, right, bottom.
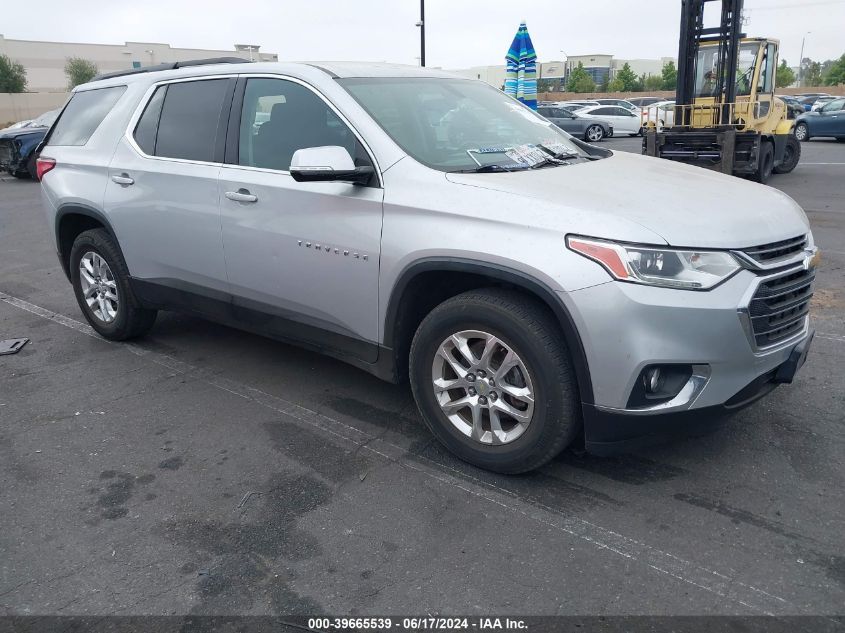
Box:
3, 0, 844, 70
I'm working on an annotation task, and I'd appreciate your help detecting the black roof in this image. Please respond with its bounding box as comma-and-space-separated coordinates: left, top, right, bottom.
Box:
92, 57, 250, 82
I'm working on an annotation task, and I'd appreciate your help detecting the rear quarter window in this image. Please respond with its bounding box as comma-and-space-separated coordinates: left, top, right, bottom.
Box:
47, 86, 127, 146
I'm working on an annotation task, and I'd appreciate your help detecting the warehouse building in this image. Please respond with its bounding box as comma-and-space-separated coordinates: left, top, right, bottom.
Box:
0, 35, 278, 92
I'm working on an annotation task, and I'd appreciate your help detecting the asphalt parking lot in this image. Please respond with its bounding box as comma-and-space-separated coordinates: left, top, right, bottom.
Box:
1, 140, 844, 618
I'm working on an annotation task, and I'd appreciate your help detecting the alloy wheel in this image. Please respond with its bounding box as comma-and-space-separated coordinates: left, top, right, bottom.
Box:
587, 125, 604, 142
79, 251, 119, 323
431, 330, 535, 446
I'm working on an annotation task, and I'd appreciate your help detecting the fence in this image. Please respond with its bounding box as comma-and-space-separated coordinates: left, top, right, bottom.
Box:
542, 85, 842, 103
1, 93, 69, 126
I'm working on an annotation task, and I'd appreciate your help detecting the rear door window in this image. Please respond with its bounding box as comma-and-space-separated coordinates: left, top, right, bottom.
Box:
153, 79, 231, 162
47, 86, 126, 146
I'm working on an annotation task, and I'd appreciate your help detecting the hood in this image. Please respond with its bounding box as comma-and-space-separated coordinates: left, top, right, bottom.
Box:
445, 151, 809, 249
0, 126, 48, 141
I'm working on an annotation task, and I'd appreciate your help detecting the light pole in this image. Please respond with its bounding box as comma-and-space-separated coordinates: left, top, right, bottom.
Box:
416, 0, 426, 67
559, 50, 570, 90
798, 32, 810, 87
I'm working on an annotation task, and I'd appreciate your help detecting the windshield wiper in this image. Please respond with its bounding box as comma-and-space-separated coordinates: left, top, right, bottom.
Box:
449, 164, 519, 174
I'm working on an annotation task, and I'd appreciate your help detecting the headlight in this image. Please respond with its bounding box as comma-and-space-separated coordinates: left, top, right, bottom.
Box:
567, 236, 741, 290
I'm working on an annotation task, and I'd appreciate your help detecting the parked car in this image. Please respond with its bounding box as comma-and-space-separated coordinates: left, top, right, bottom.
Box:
38, 61, 817, 473
537, 106, 612, 142
556, 100, 600, 110
797, 95, 824, 112
641, 100, 677, 130
0, 109, 59, 178
794, 97, 845, 142
0, 119, 33, 132
776, 95, 805, 120
810, 96, 840, 112
594, 98, 639, 112
627, 96, 666, 108
576, 104, 643, 135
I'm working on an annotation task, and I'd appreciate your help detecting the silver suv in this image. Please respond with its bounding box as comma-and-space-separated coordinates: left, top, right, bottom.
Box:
37, 59, 817, 473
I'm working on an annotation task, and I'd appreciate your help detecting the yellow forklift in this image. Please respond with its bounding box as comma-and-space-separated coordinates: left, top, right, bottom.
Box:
643, 0, 800, 183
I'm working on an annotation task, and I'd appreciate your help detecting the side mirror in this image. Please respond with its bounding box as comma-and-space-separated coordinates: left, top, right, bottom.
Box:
289, 146, 373, 185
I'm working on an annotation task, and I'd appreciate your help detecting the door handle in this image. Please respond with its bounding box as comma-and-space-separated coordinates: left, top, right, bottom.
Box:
225, 189, 258, 203
111, 173, 134, 186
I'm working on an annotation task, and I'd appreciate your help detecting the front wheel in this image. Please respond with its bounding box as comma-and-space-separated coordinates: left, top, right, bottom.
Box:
773, 135, 801, 174
794, 122, 809, 142
70, 228, 157, 340
752, 141, 774, 184
585, 124, 604, 143
409, 289, 580, 473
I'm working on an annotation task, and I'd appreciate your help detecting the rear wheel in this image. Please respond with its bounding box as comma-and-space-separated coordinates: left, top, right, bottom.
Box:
70, 229, 157, 340
752, 141, 774, 184
585, 124, 604, 142
409, 289, 580, 473
794, 122, 809, 142
773, 135, 801, 174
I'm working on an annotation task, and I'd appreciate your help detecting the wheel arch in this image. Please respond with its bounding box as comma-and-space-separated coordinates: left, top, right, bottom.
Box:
55, 204, 120, 280
382, 258, 594, 404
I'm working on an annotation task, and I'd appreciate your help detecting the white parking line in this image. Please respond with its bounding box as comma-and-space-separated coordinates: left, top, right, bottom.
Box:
0, 291, 799, 614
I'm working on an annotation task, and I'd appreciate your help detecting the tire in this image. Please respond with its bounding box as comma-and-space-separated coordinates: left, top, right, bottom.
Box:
752, 141, 774, 184
584, 124, 604, 143
26, 154, 37, 180
69, 228, 157, 340
794, 122, 809, 142
836, 138, 845, 143
773, 135, 801, 174
11, 170, 28, 179
409, 289, 580, 474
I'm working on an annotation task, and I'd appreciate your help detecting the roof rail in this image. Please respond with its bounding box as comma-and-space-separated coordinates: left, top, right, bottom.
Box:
92, 57, 251, 82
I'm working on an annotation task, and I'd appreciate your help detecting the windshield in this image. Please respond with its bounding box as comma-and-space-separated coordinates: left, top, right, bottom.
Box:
695, 43, 759, 98
338, 78, 584, 172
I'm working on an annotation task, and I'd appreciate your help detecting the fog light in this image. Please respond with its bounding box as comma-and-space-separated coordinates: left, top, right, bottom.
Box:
627, 364, 695, 409
644, 367, 663, 393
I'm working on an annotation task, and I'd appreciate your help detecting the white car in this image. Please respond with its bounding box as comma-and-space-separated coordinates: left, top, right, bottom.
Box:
641, 100, 677, 130
811, 96, 840, 112
556, 100, 600, 110
576, 104, 643, 136
594, 98, 640, 112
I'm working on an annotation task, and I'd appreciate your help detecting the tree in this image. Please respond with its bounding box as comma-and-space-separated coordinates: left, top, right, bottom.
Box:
661, 61, 678, 91
801, 59, 823, 86
0, 55, 27, 93
65, 57, 98, 89
615, 63, 639, 92
823, 54, 845, 86
644, 75, 664, 91
607, 77, 625, 92
776, 60, 796, 88
566, 63, 596, 93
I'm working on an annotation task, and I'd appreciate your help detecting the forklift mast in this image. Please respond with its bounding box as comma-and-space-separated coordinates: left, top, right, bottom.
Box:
676, 0, 744, 125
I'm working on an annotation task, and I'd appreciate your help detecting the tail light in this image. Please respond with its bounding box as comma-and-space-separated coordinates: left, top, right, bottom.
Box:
35, 157, 56, 181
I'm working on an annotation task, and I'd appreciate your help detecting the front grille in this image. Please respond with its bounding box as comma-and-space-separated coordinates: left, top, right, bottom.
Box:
0, 141, 12, 166
742, 235, 807, 263
748, 267, 814, 347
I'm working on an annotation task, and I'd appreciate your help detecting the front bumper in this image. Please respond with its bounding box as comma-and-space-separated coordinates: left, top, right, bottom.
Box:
0, 139, 24, 173
582, 330, 813, 454
559, 266, 814, 453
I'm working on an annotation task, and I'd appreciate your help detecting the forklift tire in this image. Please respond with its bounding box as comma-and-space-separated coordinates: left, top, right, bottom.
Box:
752, 142, 774, 184
773, 136, 801, 174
